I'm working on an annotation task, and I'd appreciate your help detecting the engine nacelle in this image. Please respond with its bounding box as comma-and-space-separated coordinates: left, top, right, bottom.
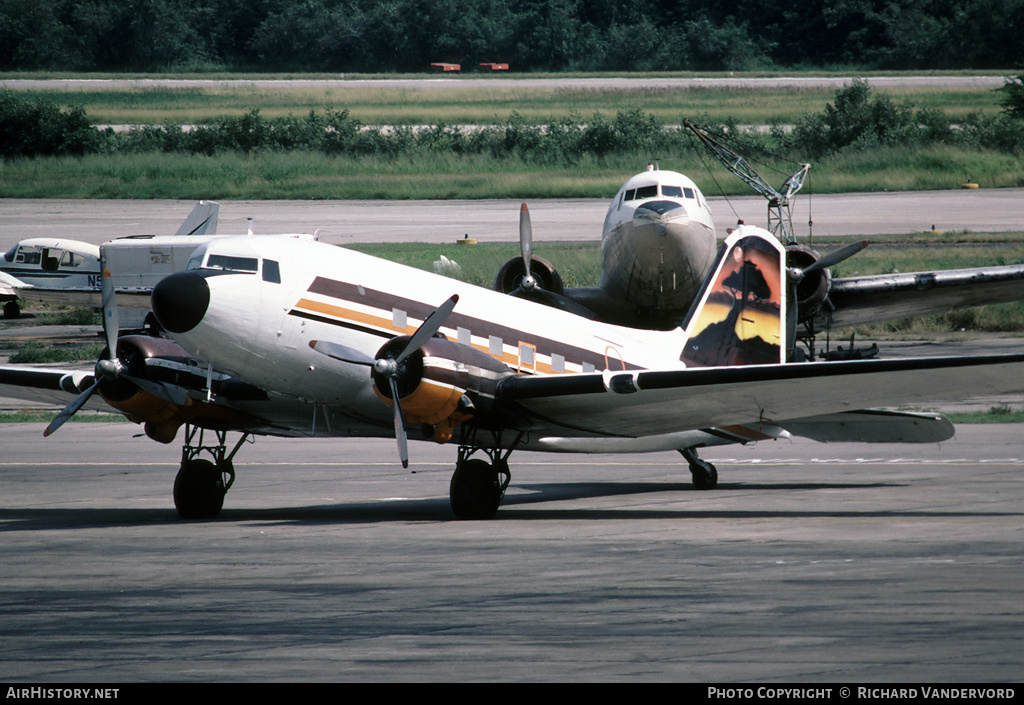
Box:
371, 336, 515, 443
494, 255, 564, 296
97, 334, 256, 444
786, 244, 831, 322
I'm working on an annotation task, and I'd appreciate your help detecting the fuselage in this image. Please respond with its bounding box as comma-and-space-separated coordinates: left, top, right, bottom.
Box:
599, 167, 718, 328
153, 236, 693, 433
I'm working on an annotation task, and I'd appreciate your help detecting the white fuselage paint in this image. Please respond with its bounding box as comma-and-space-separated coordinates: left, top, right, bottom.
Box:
170, 235, 696, 433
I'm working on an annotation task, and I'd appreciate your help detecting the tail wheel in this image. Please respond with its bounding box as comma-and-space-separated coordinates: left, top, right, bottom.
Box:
173, 459, 227, 519
450, 458, 502, 520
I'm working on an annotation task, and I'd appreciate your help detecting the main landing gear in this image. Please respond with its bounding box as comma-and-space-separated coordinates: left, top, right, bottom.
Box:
448, 432, 519, 520
679, 447, 718, 490
173, 425, 251, 519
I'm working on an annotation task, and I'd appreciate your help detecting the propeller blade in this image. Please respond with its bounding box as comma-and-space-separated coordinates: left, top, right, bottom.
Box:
803, 240, 869, 275
519, 203, 534, 286
389, 377, 409, 469
395, 294, 459, 365
44, 380, 100, 437
311, 340, 375, 366
100, 262, 118, 360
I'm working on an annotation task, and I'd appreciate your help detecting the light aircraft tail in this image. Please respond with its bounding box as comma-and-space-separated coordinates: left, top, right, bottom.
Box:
678, 225, 786, 368
174, 201, 219, 236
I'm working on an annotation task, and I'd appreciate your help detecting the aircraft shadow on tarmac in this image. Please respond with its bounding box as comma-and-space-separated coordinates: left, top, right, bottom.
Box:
6, 478, 1017, 529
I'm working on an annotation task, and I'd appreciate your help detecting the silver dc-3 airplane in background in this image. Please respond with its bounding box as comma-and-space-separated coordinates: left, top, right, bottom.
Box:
497, 163, 1024, 357
2, 171, 1024, 520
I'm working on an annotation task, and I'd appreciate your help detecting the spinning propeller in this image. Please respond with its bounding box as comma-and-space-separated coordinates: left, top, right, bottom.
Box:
312, 294, 459, 468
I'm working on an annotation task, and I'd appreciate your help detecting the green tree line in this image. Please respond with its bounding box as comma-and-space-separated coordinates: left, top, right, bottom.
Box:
4, 81, 1023, 161
2, 0, 1023, 73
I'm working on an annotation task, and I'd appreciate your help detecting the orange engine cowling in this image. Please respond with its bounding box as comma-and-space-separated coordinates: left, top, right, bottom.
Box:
786, 244, 831, 321
371, 336, 514, 443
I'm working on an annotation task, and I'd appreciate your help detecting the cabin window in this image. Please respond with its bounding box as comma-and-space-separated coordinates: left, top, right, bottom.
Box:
519, 343, 535, 366
206, 255, 258, 273
489, 335, 503, 356
60, 251, 85, 268
457, 327, 471, 346
551, 353, 565, 373
262, 259, 281, 283
393, 308, 407, 330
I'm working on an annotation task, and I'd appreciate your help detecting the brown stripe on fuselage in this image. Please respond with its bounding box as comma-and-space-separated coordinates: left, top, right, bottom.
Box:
297, 276, 644, 373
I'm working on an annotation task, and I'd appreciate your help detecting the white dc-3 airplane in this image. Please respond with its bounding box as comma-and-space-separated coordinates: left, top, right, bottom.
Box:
2, 168, 1024, 520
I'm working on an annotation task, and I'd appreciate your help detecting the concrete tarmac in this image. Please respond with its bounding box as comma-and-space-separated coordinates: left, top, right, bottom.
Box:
1, 188, 1022, 251
1, 422, 1022, 682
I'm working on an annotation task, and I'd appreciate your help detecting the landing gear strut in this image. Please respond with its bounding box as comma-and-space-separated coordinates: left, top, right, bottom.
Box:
449, 431, 519, 519
173, 425, 251, 519
680, 447, 718, 490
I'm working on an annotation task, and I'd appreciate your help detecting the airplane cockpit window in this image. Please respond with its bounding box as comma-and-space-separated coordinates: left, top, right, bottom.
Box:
262, 259, 281, 284
684, 187, 695, 199
662, 185, 683, 197
3, 246, 16, 262
634, 185, 658, 199
205, 254, 259, 273
624, 188, 636, 201
14, 247, 41, 265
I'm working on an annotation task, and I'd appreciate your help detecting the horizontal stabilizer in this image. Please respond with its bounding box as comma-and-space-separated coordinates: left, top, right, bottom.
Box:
781, 409, 955, 443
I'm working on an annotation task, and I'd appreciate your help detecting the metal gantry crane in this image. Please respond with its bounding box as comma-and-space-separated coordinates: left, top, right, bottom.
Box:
682, 119, 810, 244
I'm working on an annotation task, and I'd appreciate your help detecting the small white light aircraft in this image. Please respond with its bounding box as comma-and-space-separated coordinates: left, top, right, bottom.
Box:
2, 217, 1023, 521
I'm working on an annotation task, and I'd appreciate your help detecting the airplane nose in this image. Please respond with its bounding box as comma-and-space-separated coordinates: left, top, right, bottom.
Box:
151, 271, 210, 333
634, 200, 685, 219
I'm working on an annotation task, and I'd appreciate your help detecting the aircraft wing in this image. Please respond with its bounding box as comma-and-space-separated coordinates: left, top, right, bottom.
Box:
0, 270, 24, 298
0, 367, 105, 410
7, 284, 158, 311
497, 353, 1024, 439
821, 264, 1024, 328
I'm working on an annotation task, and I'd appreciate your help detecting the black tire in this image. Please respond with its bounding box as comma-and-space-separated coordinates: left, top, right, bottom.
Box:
3, 301, 20, 319
173, 459, 226, 519
691, 461, 718, 490
450, 458, 502, 520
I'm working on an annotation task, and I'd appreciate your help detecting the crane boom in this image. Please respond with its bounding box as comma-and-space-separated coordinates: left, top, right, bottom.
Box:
683, 119, 809, 243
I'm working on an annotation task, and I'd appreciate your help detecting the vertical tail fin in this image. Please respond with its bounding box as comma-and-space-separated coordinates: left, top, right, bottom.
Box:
679, 225, 786, 368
